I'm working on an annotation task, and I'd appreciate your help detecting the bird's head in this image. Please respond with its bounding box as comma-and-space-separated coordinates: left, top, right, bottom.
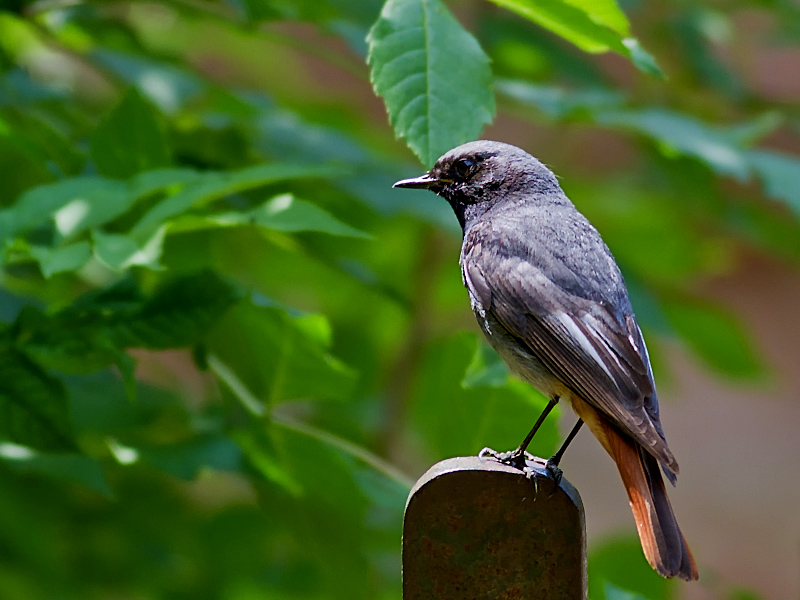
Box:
393, 140, 564, 228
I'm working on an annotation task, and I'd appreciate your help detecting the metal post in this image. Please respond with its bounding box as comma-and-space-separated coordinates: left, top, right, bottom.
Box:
403, 455, 586, 599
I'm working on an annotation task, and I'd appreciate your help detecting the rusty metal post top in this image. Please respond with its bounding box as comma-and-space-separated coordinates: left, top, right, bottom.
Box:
403, 455, 587, 600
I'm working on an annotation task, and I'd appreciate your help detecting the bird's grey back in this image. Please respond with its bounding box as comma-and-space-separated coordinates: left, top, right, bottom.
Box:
464, 198, 633, 318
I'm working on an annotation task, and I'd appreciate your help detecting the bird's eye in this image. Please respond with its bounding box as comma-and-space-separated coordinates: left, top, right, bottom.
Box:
453, 158, 475, 180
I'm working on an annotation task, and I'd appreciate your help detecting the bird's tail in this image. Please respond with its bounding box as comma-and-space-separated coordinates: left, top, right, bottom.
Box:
603, 419, 699, 581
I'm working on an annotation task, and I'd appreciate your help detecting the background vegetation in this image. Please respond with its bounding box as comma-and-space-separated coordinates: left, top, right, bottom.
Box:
0, 0, 798, 598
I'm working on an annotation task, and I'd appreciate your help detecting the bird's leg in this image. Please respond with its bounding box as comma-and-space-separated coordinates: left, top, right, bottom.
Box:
544, 418, 584, 486
479, 395, 559, 471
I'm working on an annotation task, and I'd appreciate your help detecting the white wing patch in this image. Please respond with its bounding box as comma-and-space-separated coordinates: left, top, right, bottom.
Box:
555, 312, 618, 385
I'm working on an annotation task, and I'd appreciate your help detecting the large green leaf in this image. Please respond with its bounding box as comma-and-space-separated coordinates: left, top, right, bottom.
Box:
251, 194, 371, 238
171, 193, 371, 238
127, 167, 204, 199
89, 88, 171, 178
498, 79, 623, 120
593, 109, 751, 179
367, 0, 495, 166
107, 270, 244, 349
0, 177, 128, 245
500, 86, 786, 188
29, 242, 92, 278
12, 304, 129, 376
0, 346, 75, 452
92, 226, 166, 271
91, 49, 205, 114
15, 271, 242, 375
487, 0, 662, 76
131, 163, 339, 239
0, 170, 204, 278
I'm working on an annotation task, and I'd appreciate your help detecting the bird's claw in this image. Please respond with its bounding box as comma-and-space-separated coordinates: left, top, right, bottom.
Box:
544, 459, 563, 490
479, 447, 536, 471
478, 446, 502, 460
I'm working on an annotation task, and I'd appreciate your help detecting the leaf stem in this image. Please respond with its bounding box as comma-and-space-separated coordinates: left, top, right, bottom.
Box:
208, 353, 267, 418
273, 414, 414, 490
208, 353, 414, 489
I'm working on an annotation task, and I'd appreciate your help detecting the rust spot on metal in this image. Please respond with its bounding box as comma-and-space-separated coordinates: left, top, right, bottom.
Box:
447, 513, 464, 533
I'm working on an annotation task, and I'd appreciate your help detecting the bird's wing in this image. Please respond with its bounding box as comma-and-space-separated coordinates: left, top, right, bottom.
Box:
462, 233, 678, 478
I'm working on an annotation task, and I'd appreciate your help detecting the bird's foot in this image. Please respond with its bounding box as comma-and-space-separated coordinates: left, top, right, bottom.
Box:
479, 446, 534, 472
544, 457, 563, 490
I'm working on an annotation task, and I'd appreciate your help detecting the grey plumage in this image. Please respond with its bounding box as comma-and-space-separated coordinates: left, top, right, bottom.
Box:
406, 140, 675, 478
394, 140, 697, 581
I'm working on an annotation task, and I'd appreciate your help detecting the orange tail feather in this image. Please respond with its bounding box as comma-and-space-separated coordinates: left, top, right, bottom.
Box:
603, 419, 698, 581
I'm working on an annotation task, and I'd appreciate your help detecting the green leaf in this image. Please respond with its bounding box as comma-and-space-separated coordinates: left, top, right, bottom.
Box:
253, 194, 371, 238
489, 0, 628, 47
131, 163, 339, 238
52, 182, 132, 240
127, 167, 203, 199
0, 168, 211, 252
15, 304, 128, 375
172, 194, 371, 238
92, 226, 166, 271
29, 241, 92, 278
16, 272, 241, 376
367, 0, 495, 166
108, 270, 243, 349
661, 297, 765, 379
91, 49, 205, 114
593, 109, 750, 179
411, 332, 557, 459
487, 0, 662, 76
620, 37, 662, 77
0, 177, 128, 245
208, 300, 358, 405
0, 346, 75, 452
0, 443, 111, 496
89, 88, 171, 179
209, 354, 267, 418
725, 112, 782, 147
497, 79, 623, 120
747, 150, 800, 218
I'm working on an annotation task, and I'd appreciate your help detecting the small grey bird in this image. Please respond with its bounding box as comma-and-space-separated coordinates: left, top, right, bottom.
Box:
394, 140, 698, 581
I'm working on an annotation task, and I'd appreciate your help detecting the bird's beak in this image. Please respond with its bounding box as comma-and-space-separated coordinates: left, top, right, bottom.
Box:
393, 173, 440, 189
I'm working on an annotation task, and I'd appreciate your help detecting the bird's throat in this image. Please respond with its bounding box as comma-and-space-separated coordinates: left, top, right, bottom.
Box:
448, 198, 494, 231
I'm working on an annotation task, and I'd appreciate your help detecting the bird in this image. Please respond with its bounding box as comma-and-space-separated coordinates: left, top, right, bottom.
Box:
394, 140, 698, 581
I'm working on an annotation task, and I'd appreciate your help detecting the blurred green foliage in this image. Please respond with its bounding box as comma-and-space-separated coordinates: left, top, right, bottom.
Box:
0, 0, 796, 598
